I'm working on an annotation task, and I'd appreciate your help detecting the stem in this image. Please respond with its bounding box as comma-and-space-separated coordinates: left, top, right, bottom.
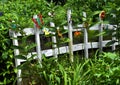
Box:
90, 41, 94, 57
117, 24, 120, 56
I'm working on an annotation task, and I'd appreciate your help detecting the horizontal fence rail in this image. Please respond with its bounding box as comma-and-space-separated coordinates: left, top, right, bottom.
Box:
9, 24, 118, 58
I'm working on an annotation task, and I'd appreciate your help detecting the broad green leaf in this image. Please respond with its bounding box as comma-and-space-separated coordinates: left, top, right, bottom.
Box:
14, 68, 18, 73
25, 43, 36, 51
96, 31, 106, 36
106, 40, 117, 46
15, 55, 27, 60
64, 72, 67, 85
93, 11, 101, 16
116, 79, 119, 84
12, 45, 24, 50
56, 76, 60, 84
0, 82, 4, 84
103, 21, 109, 24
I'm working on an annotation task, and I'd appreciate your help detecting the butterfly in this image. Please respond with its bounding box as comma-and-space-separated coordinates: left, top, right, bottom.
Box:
43, 28, 50, 36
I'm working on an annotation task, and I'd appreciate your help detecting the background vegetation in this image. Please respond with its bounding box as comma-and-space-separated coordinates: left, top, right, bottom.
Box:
0, 0, 120, 85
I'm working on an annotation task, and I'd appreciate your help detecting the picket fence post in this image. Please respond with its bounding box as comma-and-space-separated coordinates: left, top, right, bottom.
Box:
11, 31, 22, 85
67, 9, 74, 62
50, 22, 58, 59
83, 12, 89, 58
83, 28, 89, 58
99, 20, 103, 53
33, 15, 42, 66
112, 26, 116, 51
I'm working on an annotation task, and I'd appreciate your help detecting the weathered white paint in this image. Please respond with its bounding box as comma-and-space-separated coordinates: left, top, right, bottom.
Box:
83, 28, 88, 58
33, 15, 42, 66
67, 9, 74, 62
99, 21, 103, 53
9, 30, 22, 85
50, 22, 58, 59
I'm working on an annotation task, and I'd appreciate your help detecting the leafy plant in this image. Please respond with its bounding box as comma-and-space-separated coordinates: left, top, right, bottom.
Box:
1, 0, 120, 85
0, 18, 16, 84
103, 1, 120, 55
88, 52, 120, 85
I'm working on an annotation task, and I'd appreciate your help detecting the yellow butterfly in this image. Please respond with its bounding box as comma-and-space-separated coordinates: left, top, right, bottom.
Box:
43, 28, 50, 36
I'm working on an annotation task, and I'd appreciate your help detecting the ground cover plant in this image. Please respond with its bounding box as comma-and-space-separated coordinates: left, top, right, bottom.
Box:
20, 52, 120, 85
0, 0, 120, 85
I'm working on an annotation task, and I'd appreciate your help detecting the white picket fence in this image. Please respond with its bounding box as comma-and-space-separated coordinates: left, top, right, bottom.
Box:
9, 10, 118, 85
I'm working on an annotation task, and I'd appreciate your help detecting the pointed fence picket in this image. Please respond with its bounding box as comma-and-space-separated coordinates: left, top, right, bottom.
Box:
67, 9, 74, 62
50, 22, 58, 59
9, 10, 118, 85
33, 15, 42, 65
10, 30, 22, 85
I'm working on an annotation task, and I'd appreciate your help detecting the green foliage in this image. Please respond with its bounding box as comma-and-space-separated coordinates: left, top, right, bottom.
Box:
0, 21, 16, 84
103, 0, 120, 55
1, 0, 120, 84
19, 52, 120, 85
0, 0, 50, 84
88, 52, 120, 85
64, 0, 106, 25
20, 55, 91, 85
0, 2, 16, 83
